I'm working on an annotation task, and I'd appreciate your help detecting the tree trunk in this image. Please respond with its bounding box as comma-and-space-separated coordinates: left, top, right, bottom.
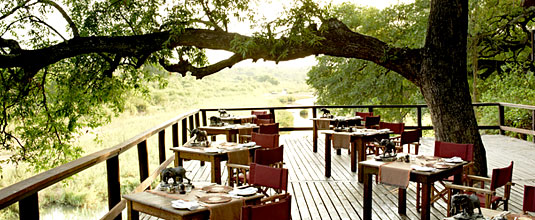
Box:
420, 0, 488, 175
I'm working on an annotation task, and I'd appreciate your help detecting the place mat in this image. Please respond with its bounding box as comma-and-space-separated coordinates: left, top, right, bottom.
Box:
379, 162, 411, 189
333, 133, 350, 150
198, 195, 232, 204
202, 185, 233, 193
147, 190, 188, 200
207, 198, 243, 220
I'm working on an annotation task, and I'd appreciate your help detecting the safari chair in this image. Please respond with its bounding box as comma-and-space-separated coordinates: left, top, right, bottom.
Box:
251, 110, 268, 116
445, 161, 515, 216
355, 112, 374, 126
395, 129, 421, 155
416, 141, 474, 211
252, 132, 279, 148
254, 145, 284, 168
226, 150, 252, 187
523, 185, 535, 214
248, 163, 289, 197
259, 123, 279, 134
239, 127, 254, 143
241, 193, 292, 220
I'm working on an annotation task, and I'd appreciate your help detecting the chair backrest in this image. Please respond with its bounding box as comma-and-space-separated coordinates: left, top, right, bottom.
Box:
249, 163, 288, 192
254, 145, 284, 167
523, 185, 535, 213
491, 161, 513, 191
252, 132, 279, 148
259, 123, 279, 134
400, 129, 421, 145
434, 141, 474, 162
355, 111, 373, 118
251, 110, 268, 116
379, 122, 405, 134
227, 150, 250, 165
241, 194, 292, 220
364, 115, 380, 128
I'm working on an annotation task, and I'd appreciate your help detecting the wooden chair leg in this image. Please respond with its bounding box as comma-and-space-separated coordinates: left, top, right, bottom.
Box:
416, 183, 421, 211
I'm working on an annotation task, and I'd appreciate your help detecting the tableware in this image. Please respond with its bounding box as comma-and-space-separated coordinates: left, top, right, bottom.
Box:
202, 185, 233, 193
171, 200, 200, 210
229, 187, 258, 196
411, 165, 435, 172
204, 148, 222, 153
198, 195, 232, 204
433, 163, 450, 169
444, 157, 463, 163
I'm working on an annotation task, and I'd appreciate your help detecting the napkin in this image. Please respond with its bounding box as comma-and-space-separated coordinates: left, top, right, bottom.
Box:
333, 133, 350, 150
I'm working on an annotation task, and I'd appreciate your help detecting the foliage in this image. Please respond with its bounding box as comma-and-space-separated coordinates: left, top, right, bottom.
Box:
307, 1, 428, 122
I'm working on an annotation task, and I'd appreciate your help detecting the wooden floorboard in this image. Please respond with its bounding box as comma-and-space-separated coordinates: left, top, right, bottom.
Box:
143, 134, 535, 220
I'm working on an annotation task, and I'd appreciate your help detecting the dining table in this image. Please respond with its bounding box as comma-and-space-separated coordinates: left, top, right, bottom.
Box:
322, 128, 390, 182
444, 207, 535, 220
171, 141, 260, 184
123, 184, 263, 220
219, 115, 255, 125
360, 156, 466, 220
199, 124, 259, 142
310, 116, 362, 152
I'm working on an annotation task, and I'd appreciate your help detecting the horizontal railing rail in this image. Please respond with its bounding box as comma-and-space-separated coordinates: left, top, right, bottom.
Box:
1, 102, 534, 219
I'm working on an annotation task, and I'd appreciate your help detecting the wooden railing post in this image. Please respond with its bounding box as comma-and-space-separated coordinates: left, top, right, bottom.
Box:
312, 107, 317, 118
202, 110, 207, 126
195, 112, 200, 128
417, 107, 422, 129
188, 115, 194, 131
182, 119, 188, 145
137, 140, 149, 183
532, 110, 535, 143
368, 107, 373, 113
499, 105, 505, 135
269, 108, 276, 122
158, 130, 166, 164
172, 123, 179, 147
106, 155, 121, 220
19, 193, 39, 220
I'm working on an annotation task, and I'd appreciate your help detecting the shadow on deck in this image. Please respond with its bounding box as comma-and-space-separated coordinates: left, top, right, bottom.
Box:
147, 133, 535, 220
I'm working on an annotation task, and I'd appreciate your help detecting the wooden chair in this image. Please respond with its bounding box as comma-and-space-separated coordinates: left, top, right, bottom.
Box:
239, 127, 254, 143
367, 122, 405, 155
259, 123, 279, 134
395, 129, 421, 155
523, 185, 535, 214
241, 193, 292, 220
255, 114, 274, 125
248, 163, 289, 196
363, 115, 380, 129
252, 132, 279, 148
416, 141, 474, 211
445, 161, 514, 216
254, 145, 284, 168
226, 150, 252, 187
355, 112, 373, 126
251, 110, 268, 116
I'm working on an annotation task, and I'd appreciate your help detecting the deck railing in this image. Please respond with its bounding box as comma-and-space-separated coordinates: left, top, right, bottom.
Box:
0, 102, 534, 219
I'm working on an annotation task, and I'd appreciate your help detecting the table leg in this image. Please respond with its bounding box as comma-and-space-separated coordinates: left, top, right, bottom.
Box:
313, 122, 318, 152
174, 152, 183, 167
350, 141, 356, 172
210, 156, 222, 184
398, 188, 406, 215
127, 200, 139, 220
357, 138, 365, 183
421, 182, 431, 220
336, 149, 341, 155
325, 133, 331, 178
363, 171, 373, 220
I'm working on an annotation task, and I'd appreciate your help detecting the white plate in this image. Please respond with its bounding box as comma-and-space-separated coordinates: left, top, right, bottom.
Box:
229, 187, 258, 196
171, 200, 199, 210
411, 165, 435, 172
444, 157, 463, 163
204, 148, 222, 153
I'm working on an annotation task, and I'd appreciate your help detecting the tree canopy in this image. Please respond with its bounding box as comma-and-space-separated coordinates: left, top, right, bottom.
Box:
3, 0, 533, 174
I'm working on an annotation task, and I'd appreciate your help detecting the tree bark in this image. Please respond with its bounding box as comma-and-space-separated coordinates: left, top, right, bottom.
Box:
419, 0, 487, 175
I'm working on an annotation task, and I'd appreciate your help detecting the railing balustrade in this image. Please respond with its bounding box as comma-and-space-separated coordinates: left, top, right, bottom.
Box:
0, 103, 534, 219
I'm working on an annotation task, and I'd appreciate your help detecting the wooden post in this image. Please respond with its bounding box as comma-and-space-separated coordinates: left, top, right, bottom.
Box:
195, 112, 200, 128
19, 193, 39, 220
532, 110, 535, 143
499, 105, 505, 135
182, 119, 188, 145
417, 107, 422, 129
172, 123, 178, 147
269, 108, 276, 122
202, 110, 207, 126
312, 107, 317, 118
188, 115, 194, 131
368, 107, 373, 113
106, 155, 121, 220
137, 140, 149, 183
158, 130, 166, 164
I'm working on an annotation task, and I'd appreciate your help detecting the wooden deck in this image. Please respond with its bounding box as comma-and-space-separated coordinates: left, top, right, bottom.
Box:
143, 133, 535, 220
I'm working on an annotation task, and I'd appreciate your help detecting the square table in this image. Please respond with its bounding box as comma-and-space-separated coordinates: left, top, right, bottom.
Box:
360, 159, 465, 220
219, 115, 255, 125
322, 129, 390, 182
310, 116, 362, 152
199, 124, 259, 142
123, 186, 263, 220
171, 142, 260, 184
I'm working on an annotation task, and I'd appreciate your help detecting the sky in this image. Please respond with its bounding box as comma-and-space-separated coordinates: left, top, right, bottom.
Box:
207, 0, 414, 68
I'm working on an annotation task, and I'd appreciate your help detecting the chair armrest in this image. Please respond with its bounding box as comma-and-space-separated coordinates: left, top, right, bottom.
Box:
260, 193, 289, 203
226, 163, 250, 170
444, 183, 494, 195
466, 175, 491, 182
